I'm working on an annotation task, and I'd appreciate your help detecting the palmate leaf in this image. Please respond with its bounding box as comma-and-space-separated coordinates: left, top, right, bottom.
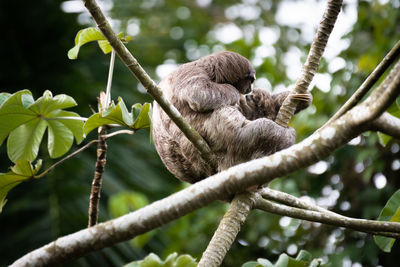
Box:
124, 252, 197, 267
68, 27, 132, 59
0, 160, 42, 213
374, 189, 400, 252
0, 90, 84, 163
84, 98, 152, 136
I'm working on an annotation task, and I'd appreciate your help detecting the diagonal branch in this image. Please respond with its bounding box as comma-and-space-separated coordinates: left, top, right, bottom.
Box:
82, 0, 215, 169
275, 0, 343, 127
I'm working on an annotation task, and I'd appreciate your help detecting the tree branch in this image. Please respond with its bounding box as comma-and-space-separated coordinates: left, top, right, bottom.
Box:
198, 193, 256, 267
368, 112, 400, 139
82, 0, 215, 169
275, 0, 343, 126
324, 40, 400, 126
255, 196, 400, 238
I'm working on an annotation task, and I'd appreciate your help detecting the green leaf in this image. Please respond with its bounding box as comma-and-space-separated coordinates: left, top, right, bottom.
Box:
0, 90, 36, 145
1, 90, 84, 162
98, 40, 113, 54
0, 93, 11, 106
257, 258, 274, 267
295, 250, 312, 262
377, 132, 391, 147
68, 27, 105, 59
47, 120, 74, 158
374, 189, 400, 252
7, 119, 48, 162
84, 99, 151, 135
174, 255, 197, 267
133, 102, 152, 129
396, 97, 400, 109
0, 160, 42, 213
49, 110, 84, 144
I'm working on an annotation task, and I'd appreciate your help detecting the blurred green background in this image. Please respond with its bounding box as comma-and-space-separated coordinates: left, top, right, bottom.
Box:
0, 0, 400, 266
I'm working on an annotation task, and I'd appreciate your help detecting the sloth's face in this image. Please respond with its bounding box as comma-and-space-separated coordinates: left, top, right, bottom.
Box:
234, 69, 256, 94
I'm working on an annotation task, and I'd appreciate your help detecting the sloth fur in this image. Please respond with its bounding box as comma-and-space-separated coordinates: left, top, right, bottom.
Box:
152, 51, 311, 183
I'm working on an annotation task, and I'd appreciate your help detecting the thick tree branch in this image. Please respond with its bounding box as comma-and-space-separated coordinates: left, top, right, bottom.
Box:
325, 40, 400, 126
275, 0, 343, 126
82, 0, 215, 169
12, 68, 400, 266
255, 197, 400, 238
260, 188, 400, 238
369, 112, 400, 140
198, 193, 256, 267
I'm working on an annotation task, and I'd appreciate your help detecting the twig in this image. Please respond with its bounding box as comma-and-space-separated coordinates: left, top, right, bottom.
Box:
275, 0, 343, 127
104, 129, 135, 139
82, 0, 215, 169
324, 40, 400, 127
254, 197, 400, 238
198, 193, 256, 267
34, 140, 99, 179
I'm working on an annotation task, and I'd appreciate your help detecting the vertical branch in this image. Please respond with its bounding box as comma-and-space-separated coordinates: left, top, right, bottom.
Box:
198, 193, 257, 267
275, 0, 343, 127
88, 126, 108, 227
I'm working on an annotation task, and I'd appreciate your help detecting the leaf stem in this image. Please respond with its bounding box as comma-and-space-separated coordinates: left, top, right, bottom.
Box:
45, 116, 88, 121
34, 140, 99, 179
105, 49, 116, 106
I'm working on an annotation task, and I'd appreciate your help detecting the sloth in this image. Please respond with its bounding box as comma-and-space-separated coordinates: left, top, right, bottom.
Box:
152, 51, 311, 183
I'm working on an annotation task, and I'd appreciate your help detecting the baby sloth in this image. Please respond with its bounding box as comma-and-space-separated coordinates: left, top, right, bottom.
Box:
152, 51, 311, 183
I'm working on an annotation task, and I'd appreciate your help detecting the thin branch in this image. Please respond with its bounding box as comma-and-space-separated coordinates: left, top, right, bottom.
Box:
324, 40, 400, 127
88, 126, 108, 227
275, 0, 343, 127
369, 112, 400, 139
260, 187, 337, 216
34, 140, 99, 179
82, 0, 215, 169
104, 129, 135, 139
255, 197, 400, 238
198, 193, 256, 267
12, 56, 400, 267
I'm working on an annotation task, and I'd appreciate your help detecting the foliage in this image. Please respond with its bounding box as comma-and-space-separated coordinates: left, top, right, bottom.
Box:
68, 27, 132, 59
124, 252, 197, 267
242, 250, 324, 267
84, 99, 151, 135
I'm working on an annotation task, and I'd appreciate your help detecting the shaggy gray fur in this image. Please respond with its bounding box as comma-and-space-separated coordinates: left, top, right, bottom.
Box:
152, 51, 311, 183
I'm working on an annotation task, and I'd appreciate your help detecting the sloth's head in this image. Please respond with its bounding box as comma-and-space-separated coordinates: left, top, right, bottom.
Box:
196, 51, 256, 94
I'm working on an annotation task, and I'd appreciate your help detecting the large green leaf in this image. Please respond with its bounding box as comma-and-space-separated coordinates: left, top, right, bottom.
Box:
0, 160, 42, 213
374, 189, 400, 252
7, 120, 47, 162
133, 102, 152, 129
124, 252, 197, 267
0, 90, 84, 162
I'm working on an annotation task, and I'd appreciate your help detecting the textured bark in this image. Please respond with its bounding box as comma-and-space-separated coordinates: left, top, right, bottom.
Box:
198, 193, 256, 267
88, 126, 108, 227
275, 0, 343, 126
